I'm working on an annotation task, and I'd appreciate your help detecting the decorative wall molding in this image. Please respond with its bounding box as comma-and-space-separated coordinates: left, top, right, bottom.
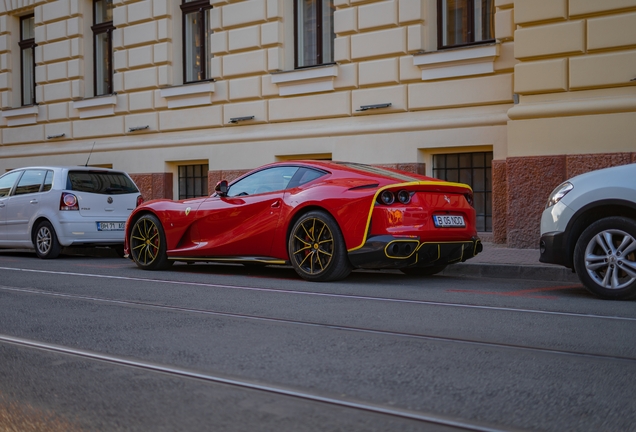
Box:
1, 105, 39, 126
73, 95, 117, 119
271, 65, 339, 96
159, 82, 216, 109
413, 44, 500, 81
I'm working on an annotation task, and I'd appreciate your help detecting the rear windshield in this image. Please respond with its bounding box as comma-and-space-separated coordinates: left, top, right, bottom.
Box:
336, 162, 421, 182
67, 171, 139, 195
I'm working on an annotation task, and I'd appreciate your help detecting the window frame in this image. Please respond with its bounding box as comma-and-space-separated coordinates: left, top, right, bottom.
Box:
178, 163, 209, 199
19, 14, 36, 106
180, 0, 213, 84
294, 0, 335, 69
437, 0, 495, 51
92, 0, 114, 96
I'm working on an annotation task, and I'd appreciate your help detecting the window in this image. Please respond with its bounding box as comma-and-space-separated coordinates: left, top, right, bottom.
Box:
433, 152, 492, 232
179, 164, 209, 199
92, 0, 114, 95
295, 0, 334, 69
438, 0, 494, 50
19, 15, 36, 106
14, 169, 50, 195
0, 171, 22, 197
228, 167, 299, 197
67, 171, 139, 194
181, 0, 212, 83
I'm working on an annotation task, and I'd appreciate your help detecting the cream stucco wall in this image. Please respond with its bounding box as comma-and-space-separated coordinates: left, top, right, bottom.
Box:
0, 0, 513, 194
508, 0, 636, 158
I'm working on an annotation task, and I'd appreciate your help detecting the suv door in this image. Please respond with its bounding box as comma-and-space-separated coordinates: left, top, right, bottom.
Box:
6, 169, 52, 243
0, 171, 23, 243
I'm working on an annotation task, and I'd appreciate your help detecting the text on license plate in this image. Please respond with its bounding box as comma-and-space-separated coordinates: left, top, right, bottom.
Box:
97, 222, 125, 231
433, 215, 466, 228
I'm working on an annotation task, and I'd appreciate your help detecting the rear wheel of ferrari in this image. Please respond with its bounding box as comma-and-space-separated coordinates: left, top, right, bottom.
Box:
400, 265, 446, 276
129, 214, 173, 270
288, 211, 351, 282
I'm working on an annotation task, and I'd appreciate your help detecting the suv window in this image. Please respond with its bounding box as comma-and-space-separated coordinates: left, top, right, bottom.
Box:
67, 171, 138, 195
14, 169, 50, 195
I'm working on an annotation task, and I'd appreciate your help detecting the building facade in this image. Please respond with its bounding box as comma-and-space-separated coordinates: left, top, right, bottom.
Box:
0, 0, 635, 248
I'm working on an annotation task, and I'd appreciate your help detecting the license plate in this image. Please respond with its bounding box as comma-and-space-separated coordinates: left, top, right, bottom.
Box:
97, 222, 125, 231
433, 215, 465, 228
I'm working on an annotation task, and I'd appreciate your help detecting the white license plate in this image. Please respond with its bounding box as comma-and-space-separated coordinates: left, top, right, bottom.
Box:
97, 222, 125, 231
433, 215, 465, 228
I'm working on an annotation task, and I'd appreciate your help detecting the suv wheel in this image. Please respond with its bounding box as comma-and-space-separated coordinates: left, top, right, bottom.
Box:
573, 216, 636, 300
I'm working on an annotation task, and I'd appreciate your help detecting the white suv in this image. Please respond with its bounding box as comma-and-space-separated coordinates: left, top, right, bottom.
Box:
540, 163, 636, 300
0, 166, 142, 259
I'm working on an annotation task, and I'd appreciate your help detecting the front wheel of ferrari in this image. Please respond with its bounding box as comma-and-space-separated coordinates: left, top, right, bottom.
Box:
129, 214, 173, 270
288, 211, 352, 282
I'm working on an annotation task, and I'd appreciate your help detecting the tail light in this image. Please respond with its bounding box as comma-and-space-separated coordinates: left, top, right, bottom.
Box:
464, 193, 474, 207
60, 193, 79, 211
136, 195, 144, 207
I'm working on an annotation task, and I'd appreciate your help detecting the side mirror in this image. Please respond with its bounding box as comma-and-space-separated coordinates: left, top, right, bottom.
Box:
215, 180, 228, 197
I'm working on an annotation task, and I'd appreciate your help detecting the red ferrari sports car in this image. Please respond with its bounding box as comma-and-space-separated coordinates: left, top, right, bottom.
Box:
124, 161, 482, 281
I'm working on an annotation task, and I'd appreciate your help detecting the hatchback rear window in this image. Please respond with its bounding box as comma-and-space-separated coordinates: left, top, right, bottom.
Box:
67, 171, 138, 195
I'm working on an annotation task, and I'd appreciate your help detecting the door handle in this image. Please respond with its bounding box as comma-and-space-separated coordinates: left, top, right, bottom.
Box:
30, 199, 38, 204
271, 200, 281, 208
0, 203, 5, 208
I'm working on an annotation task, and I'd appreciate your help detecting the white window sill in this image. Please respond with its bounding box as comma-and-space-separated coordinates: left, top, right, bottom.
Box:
413, 44, 499, 81
159, 81, 215, 109
73, 95, 117, 119
2, 105, 39, 127
271, 65, 338, 97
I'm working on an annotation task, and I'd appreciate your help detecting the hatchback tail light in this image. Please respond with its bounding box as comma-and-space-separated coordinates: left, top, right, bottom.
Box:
136, 195, 144, 207
60, 193, 79, 211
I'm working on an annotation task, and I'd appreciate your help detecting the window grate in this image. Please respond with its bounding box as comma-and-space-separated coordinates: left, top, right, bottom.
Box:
178, 164, 209, 199
433, 152, 492, 232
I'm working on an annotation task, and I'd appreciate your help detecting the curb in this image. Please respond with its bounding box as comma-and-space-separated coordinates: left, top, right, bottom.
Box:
442, 262, 581, 283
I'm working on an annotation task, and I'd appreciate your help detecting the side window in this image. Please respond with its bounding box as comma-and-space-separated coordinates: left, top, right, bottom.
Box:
181, 0, 213, 83
19, 15, 36, 106
43, 170, 54, 192
295, 0, 334, 69
0, 171, 23, 197
437, 0, 494, 50
14, 169, 48, 195
228, 167, 299, 197
288, 167, 327, 189
92, 0, 114, 96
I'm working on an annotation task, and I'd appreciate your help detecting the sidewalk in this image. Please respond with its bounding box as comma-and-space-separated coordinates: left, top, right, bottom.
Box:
441, 242, 580, 283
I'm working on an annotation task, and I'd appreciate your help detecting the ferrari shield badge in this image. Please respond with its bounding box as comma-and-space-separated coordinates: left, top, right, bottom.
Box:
185, 207, 191, 216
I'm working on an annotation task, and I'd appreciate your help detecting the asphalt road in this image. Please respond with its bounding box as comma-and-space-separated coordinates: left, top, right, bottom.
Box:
0, 250, 635, 432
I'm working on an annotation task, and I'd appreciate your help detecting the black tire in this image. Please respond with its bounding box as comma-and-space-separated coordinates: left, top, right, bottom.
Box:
573, 216, 636, 300
129, 214, 173, 270
288, 210, 352, 282
33, 220, 61, 259
400, 265, 447, 276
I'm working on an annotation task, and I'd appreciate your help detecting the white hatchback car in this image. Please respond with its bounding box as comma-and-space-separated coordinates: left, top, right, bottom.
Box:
540, 163, 636, 300
0, 166, 142, 259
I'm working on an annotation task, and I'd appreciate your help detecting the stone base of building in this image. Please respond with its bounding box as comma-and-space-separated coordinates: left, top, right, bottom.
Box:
129, 173, 173, 201
496, 152, 636, 248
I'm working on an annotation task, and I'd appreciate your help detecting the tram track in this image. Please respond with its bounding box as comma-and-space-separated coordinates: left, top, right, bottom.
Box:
0, 334, 518, 432
2, 284, 635, 364
1, 265, 635, 322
